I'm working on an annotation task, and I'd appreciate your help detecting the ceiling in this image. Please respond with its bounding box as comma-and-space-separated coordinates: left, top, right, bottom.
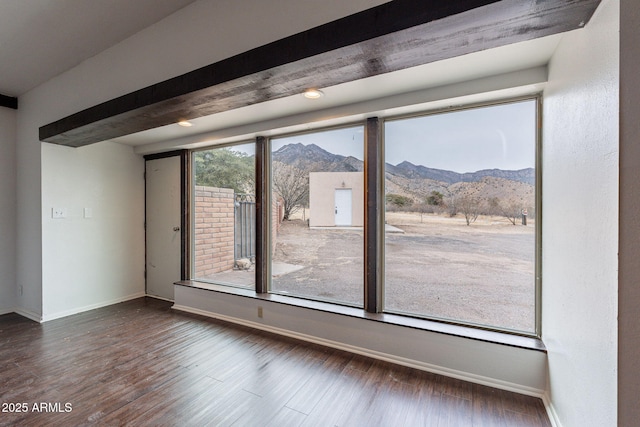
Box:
2, 1, 594, 153
114, 34, 561, 155
0, 0, 197, 97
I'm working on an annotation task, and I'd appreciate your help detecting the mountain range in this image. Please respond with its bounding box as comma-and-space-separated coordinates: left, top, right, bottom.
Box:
273, 143, 535, 205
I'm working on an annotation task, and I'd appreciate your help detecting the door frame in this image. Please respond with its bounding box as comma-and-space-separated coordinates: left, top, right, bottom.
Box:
144, 150, 190, 283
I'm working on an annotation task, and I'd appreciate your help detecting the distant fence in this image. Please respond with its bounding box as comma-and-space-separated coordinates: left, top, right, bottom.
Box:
234, 193, 255, 260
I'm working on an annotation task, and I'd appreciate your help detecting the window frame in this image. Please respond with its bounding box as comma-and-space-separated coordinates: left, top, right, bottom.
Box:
189, 95, 542, 338
190, 140, 258, 290
265, 124, 368, 307
379, 96, 542, 336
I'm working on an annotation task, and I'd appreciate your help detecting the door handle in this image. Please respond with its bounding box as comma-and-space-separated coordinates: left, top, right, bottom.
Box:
173, 226, 180, 232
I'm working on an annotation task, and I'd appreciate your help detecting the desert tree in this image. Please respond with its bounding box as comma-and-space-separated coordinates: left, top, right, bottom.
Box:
426, 190, 444, 207
413, 202, 434, 222
487, 197, 501, 215
489, 197, 523, 225
446, 196, 458, 217
459, 196, 482, 225
420, 190, 446, 218
385, 193, 413, 211
194, 148, 254, 194
272, 161, 309, 220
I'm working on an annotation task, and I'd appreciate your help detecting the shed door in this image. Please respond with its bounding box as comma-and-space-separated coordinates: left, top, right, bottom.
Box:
334, 189, 352, 226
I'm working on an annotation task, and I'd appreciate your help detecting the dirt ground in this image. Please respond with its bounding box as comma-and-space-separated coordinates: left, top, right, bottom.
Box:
272, 212, 536, 333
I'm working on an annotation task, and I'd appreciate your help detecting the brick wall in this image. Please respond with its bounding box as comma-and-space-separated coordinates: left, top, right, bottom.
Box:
194, 186, 235, 278
195, 186, 283, 279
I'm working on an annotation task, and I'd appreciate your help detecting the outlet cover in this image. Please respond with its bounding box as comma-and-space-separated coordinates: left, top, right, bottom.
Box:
52, 208, 67, 219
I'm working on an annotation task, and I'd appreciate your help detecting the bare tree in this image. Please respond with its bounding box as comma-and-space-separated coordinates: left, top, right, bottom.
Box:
272, 161, 309, 220
489, 197, 523, 225
459, 196, 482, 225
503, 202, 522, 225
446, 196, 458, 217
413, 202, 433, 222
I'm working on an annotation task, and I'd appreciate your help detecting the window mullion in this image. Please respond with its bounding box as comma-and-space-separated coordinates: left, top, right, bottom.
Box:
255, 136, 268, 294
364, 117, 382, 313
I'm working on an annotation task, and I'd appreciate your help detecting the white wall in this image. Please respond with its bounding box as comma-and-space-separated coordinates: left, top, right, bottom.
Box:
13, 0, 388, 319
0, 107, 16, 313
542, 0, 619, 425
40, 142, 145, 320
15, 90, 43, 319
16, 83, 146, 321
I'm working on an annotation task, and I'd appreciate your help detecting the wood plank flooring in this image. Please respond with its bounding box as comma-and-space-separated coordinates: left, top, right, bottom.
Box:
0, 298, 551, 426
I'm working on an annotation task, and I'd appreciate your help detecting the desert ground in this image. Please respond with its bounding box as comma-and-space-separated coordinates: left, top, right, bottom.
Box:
271, 210, 536, 333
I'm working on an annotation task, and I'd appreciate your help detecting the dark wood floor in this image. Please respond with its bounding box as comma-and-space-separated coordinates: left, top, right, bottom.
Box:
0, 298, 551, 427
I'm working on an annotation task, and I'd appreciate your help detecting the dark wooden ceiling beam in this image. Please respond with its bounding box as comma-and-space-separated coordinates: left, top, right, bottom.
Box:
40, 0, 601, 147
0, 93, 18, 110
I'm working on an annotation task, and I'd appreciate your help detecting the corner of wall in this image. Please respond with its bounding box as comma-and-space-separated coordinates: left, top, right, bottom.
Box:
541, 392, 562, 427
41, 141, 145, 318
14, 96, 43, 318
0, 107, 17, 312
541, 0, 619, 425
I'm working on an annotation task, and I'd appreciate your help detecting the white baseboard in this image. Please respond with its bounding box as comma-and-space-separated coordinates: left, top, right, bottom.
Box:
40, 292, 146, 322
13, 307, 43, 322
542, 393, 562, 427
172, 303, 546, 398
0, 307, 13, 316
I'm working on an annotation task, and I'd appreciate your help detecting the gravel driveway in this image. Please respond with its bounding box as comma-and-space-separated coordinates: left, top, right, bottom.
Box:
272, 213, 536, 332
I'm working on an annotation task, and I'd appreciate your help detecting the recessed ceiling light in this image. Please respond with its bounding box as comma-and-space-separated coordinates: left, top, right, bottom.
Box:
303, 89, 324, 99
177, 120, 193, 127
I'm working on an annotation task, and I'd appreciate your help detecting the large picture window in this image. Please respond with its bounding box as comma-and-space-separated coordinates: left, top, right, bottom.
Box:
269, 127, 365, 306
189, 98, 540, 336
383, 100, 538, 333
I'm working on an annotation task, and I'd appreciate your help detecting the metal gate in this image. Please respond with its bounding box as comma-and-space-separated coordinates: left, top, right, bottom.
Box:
234, 193, 255, 260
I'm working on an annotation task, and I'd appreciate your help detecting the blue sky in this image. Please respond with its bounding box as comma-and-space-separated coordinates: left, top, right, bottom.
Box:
271, 126, 365, 160
246, 99, 536, 173
385, 100, 536, 173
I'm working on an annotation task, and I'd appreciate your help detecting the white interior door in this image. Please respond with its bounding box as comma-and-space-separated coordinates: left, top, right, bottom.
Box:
146, 156, 181, 300
334, 188, 352, 226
